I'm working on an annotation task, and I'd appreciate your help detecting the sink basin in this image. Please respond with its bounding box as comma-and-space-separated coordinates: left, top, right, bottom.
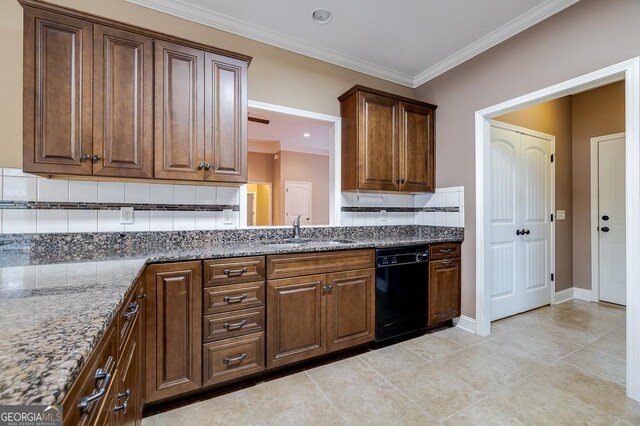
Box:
265, 242, 307, 248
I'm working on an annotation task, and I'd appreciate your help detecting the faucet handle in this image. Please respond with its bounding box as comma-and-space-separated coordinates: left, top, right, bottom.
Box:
294, 214, 302, 225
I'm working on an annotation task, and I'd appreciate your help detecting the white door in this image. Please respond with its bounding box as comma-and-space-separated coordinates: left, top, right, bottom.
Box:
598, 134, 626, 305
285, 181, 312, 225
490, 124, 553, 320
246, 192, 256, 226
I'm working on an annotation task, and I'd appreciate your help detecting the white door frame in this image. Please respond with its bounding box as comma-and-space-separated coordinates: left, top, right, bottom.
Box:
489, 120, 557, 314
590, 132, 627, 302
474, 57, 640, 401
240, 100, 341, 227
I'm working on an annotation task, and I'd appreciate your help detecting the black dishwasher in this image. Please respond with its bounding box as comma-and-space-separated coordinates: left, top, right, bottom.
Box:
375, 245, 429, 344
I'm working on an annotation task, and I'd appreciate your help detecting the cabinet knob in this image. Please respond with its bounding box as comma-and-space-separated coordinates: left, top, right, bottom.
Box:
204, 163, 212, 170
92, 154, 101, 163
81, 154, 91, 161
197, 162, 205, 170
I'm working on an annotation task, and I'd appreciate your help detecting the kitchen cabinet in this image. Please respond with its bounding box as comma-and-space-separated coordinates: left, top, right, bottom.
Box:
144, 262, 202, 403
21, 0, 250, 184
428, 243, 462, 326
339, 85, 436, 193
266, 250, 375, 369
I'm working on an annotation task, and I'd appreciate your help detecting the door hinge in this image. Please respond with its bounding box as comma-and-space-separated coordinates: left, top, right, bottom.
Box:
551, 213, 554, 222
551, 273, 554, 281
551, 154, 554, 163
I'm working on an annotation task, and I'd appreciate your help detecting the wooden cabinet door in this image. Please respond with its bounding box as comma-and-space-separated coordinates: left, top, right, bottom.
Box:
267, 274, 326, 368
399, 102, 435, 192
357, 92, 399, 191
117, 311, 143, 426
204, 53, 247, 183
428, 259, 461, 326
154, 40, 205, 181
326, 269, 375, 352
22, 8, 93, 175
93, 25, 153, 179
145, 262, 202, 402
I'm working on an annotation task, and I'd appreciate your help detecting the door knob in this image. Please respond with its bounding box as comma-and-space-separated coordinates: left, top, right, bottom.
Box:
602, 215, 609, 221
524, 229, 530, 235
516, 229, 523, 236
601, 226, 610, 232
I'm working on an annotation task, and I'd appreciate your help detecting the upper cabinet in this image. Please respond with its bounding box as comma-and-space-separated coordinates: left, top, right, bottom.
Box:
339, 85, 436, 193
21, 1, 251, 184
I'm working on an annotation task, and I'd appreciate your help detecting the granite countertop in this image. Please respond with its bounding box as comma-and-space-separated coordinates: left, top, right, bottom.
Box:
0, 228, 463, 406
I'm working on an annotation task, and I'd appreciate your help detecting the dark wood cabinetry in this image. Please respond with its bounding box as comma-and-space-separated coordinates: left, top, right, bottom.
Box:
340, 85, 436, 193
428, 243, 462, 327
21, 1, 250, 184
144, 262, 202, 403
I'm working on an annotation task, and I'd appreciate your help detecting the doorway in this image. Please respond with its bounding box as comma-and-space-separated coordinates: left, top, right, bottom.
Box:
489, 121, 555, 321
591, 133, 627, 305
284, 181, 312, 225
246, 183, 272, 226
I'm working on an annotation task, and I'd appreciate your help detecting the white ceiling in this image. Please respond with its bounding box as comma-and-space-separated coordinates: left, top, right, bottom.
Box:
127, 0, 579, 87
248, 107, 333, 155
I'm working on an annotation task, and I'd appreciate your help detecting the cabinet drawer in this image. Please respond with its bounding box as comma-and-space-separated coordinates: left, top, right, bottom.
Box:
266, 249, 375, 279
204, 281, 265, 314
429, 243, 461, 260
117, 278, 143, 351
203, 332, 265, 387
204, 307, 265, 342
204, 256, 265, 287
63, 326, 117, 426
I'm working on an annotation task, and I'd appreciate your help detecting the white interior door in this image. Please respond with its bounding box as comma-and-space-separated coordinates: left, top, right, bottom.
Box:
246, 192, 256, 226
285, 181, 312, 225
490, 124, 553, 321
598, 135, 626, 305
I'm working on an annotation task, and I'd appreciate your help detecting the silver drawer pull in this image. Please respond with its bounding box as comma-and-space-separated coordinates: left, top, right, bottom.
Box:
224, 267, 248, 276
224, 294, 247, 303
441, 260, 453, 266
224, 320, 247, 330
78, 362, 113, 412
223, 353, 247, 364
113, 401, 128, 414
439, 248, 452, 253
123, 302, 139, 321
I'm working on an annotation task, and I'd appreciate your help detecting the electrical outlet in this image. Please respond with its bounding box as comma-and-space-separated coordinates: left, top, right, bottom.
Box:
222, 209, 234, 225
120, 207, 134, 224
556, 209, 566, 220
379, 209, 387, 222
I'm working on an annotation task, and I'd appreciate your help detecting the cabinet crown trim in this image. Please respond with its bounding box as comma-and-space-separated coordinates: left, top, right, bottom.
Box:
338, 84, 437, 109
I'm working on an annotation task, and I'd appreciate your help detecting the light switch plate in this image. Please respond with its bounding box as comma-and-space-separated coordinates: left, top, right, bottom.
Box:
120, 207, 134, 224
222, 209, 234, 225
556, 209, 566, 220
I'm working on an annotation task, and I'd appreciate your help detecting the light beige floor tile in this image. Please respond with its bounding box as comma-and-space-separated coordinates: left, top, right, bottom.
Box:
535, 362, 636, 418
243, 372, 324, 421
563, 347, 626, 385
253, 400, 346, 426
503, 328, 583, 360
402, 333, 465, 360
359, 344, 429, 377
443, 399, 531, 425
490, 381, 618, 425
548, 309, 622, 337
579, 302, 626, 316
328, 379, 438, 426
306, 356, 382, 395
435, 326, 489, 347
623, 404, 640, 424
157, 391, 251, 426
589, 328, 626, 362
385, 362, 486, 421
528, 315, 602, 345
469, 336, 549, 376
141, 415, 158, 426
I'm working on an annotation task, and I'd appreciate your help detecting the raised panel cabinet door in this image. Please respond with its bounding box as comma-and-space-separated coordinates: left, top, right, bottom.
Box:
428, 258, 461, 326
357, 92, 399, 191
154, 40, 205, 181
93, 25, 153, 179
204, 53, 248, 183
326, 268, 375, 352
144, 262, 202, 402
266, 274, 326, 369
22, 7, 93, 175
399, 102, 435, 192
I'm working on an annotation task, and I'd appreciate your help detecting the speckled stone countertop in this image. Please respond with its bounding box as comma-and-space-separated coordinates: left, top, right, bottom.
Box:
0, 225, 463, 405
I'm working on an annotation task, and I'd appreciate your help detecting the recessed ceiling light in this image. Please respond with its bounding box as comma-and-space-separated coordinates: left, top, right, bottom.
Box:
303, 133, 311, 138
312, 9, 332, 25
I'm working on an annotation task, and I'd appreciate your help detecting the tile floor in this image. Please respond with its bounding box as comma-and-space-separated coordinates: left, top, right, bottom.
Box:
142, 300, 634, 425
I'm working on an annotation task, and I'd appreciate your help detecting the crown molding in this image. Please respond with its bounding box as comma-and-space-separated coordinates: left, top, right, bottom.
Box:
413, 0, 581, 87
127, 0, 580, 89
126, 0, 415, 87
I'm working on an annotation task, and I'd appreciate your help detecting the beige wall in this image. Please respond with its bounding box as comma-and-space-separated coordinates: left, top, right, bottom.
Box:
495, 97, 573, 292
248, 152, 275, 184
0, 0, 413, 169
572, 81, 625, 289
414, 0, 640, 318
277, 151, 330, 226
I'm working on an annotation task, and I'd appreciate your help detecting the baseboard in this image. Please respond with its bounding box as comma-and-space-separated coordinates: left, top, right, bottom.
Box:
453, 315, 476, 334
554, 288, 575, 304
573, 287, 594, 302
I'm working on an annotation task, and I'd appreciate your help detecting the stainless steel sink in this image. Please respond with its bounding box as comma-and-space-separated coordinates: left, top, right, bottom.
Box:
264, 238, 354, 248
309, 239, 355, 245
264, 242, 307, 248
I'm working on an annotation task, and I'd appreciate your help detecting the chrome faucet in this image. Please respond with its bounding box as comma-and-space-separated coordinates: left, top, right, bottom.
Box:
292, 215, 302, 239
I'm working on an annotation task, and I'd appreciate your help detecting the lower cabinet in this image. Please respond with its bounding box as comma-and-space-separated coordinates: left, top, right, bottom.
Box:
428, 253, 462, 327
266, 260, 375, 369
203, 332, 265, 386
144, 262, 203, 403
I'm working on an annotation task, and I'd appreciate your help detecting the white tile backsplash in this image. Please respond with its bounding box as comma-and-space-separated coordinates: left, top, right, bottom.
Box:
150, 184, 174, 204
217, 187, 239, 205
195, 186, 217, 205
3, 210, 36, 233
195, 211, 216, 230
124, 210, 150, 232
98, 182, 125, 203
124, 183, 151, 204
36, 210, 69, 233
69, 210, 98, 232
97, 210, 124, 232
4, 176, 37, 201
37, 178, 68, 202
149, 211, 173, 231
173, 211, 196, 231
174, 185, 196, 205
69, 181, 98, 203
